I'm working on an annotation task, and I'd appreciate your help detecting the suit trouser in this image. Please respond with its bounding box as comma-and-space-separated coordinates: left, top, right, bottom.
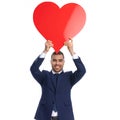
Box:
36, 116, 59, 120
51, 116, 59, 120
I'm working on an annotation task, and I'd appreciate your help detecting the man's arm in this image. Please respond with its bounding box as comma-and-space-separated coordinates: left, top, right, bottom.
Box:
30, 40, 53, 85
64, 38, 76, 56
64, 38, 86, 86
71, 57, 86, 86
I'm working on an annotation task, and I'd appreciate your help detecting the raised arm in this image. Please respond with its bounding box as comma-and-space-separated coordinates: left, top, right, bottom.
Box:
64, 38, 75, 56
30, 40, 53, 84
64, 38, 86, 86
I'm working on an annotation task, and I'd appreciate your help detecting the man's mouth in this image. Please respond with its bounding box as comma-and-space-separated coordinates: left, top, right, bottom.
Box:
55, 65, 60, 69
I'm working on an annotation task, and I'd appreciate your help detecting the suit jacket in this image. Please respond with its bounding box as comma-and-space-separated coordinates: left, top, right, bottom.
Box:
30, 56, 86, 120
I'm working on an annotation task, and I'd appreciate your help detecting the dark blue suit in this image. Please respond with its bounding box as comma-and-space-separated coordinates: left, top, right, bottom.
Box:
30, 56, 86, 120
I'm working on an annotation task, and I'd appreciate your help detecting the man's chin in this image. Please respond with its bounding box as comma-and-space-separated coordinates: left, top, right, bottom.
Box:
54, 69, 62, 73
55, 70, 60, 73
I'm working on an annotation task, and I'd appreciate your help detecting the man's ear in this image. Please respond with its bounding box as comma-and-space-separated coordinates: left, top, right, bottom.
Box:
63, 59, 65, 64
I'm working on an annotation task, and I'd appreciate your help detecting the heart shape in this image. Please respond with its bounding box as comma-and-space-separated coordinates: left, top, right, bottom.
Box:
33, 2, 86, 53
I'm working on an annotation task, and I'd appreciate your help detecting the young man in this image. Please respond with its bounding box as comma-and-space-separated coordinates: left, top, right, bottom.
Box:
30, 39, 86, 120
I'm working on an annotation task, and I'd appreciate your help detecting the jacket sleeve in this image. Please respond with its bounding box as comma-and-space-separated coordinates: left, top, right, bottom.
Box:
70, 57, 86, 86
30, 56, 45, 85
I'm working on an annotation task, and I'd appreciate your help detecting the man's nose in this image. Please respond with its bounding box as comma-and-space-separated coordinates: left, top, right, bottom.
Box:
56, 61, 59, 65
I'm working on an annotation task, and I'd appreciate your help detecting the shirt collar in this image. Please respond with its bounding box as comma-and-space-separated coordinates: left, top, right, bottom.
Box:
52, 70, 63, 74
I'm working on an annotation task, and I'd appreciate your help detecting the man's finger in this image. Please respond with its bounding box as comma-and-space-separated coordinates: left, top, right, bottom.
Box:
68, 38, 73, 42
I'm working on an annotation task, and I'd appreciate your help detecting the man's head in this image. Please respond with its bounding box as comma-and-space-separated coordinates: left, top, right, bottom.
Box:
51, 51, 65, 73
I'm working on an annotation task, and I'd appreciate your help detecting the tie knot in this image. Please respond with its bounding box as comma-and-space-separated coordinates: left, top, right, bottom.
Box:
55, 73, 59, 78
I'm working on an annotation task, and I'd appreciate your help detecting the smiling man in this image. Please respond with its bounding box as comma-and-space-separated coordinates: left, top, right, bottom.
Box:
51, 51, 64, 73
30, 39, 86, 120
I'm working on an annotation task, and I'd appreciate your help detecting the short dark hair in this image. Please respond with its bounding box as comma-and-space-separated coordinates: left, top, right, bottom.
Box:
51, 51, 64, 59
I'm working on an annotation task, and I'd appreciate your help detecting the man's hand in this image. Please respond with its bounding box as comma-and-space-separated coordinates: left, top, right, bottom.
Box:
64, 38, 76, 56
43, 40, 53, 53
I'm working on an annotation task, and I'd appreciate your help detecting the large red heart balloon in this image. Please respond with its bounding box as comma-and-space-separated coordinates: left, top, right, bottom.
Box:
33, 2, 86, 53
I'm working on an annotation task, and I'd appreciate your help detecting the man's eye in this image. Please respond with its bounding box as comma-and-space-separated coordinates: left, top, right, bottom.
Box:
53, 59, 56, 62
59, 59, 63, 62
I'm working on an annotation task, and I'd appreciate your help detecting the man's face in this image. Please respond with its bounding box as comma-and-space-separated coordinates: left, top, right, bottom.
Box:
51, 54, 65, 73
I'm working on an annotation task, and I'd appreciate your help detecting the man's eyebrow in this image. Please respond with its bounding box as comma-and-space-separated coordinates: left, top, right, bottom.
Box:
52, 58, 57, 60
59, 59, 64, 61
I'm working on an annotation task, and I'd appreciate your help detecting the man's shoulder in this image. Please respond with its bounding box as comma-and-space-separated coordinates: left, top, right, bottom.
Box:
63, 71, 72, 75
40, 70, 52, 77
42, 70, 51, 74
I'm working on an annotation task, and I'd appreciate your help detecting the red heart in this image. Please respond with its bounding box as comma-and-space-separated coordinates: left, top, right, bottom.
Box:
33, 2, 86, 53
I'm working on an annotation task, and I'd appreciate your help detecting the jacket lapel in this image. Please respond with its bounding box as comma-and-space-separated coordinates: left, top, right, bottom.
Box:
48, 71, 56, 93
56, 71, 64, 90
48, 71, 64, 93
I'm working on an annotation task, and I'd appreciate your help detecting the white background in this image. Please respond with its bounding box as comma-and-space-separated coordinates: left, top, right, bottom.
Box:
0, 0, 120, 120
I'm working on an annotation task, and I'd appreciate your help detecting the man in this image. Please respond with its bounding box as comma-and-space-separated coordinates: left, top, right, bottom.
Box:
30, 39, 86, 120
